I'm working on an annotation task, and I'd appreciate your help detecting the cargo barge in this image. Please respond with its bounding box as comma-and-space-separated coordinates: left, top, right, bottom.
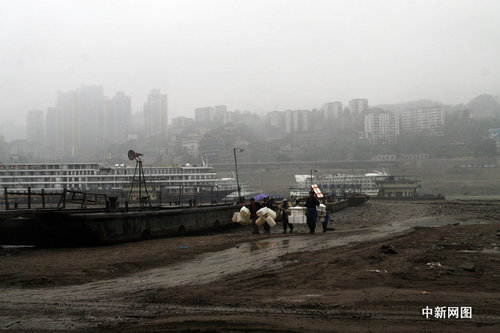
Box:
0, 204, 239, 246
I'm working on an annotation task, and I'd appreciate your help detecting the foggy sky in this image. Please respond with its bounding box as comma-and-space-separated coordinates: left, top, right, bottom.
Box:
1, 0, 499, 125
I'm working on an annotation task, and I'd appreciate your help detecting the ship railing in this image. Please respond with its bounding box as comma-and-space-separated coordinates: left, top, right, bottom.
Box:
1, 185, 234, 211
58, 189, 109, 209
156, 184, 224, 207
1, 187, 109, 210
1, 187, 67, 210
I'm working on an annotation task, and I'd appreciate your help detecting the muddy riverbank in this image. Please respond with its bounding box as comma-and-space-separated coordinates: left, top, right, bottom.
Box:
1, 200, 499, 332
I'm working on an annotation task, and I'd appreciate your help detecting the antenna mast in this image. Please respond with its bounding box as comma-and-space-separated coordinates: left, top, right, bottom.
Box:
127, 150, 151, 208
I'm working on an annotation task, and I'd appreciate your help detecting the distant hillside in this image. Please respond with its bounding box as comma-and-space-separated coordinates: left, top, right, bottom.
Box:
466, 94, 500, 119
373, 99, 443, 112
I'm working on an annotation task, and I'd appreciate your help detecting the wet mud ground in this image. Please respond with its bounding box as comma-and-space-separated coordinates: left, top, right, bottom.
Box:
0, 200, 499, 332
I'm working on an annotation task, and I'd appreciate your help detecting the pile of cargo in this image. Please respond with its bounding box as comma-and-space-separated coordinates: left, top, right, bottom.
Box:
317, 204, 328, 223
232, 206, 277, 228
288, 204, 327, 224
232, 206, 251, 225
289, 207, 306, 224
255, 207, 276, 227
232, 200, 327, 228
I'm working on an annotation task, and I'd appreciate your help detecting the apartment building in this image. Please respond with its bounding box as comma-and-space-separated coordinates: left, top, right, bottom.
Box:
364, 109, 399, 144
399, 107, 445, 135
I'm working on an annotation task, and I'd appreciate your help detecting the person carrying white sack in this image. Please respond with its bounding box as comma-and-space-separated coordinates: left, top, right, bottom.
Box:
246, 198, 262, 234
261, 196, 274, 234
278, 198, 293, 233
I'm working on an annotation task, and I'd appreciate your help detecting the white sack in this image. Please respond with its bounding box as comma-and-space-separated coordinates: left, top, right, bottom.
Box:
289, 215, 306, 224
232, 212, 239, 223
266, 209, 277, 220
265, 216, 277, 227
239, 206, 250, 218
237, 213, 251, 225
255, 216, 266, 226
257, 207, 268, 217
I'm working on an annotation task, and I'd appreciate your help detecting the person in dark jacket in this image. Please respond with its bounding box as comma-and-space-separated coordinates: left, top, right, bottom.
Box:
247, 198, 262, 234
261, 196, 273, 234
305, 190, 319, 234
278, 198, 293, 233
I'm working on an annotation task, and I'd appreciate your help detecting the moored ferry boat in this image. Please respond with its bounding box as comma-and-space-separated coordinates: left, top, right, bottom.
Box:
0, 161, 247, 245
290, 170, 421, 199
0, 162, 239, 202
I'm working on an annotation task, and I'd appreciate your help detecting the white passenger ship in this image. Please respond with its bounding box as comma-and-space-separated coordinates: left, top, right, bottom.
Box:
290, 170, 390, 197
0, 162, 238, 199
291, 170, 422, 199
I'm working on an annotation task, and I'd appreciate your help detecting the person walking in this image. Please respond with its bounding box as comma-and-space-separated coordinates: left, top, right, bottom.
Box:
305, 190, 319, 234
322, 209, 330, 232
261, 196, 273, 234
278, 199, 293, 233
247, 198, 261, 234
320, 199, 330, 232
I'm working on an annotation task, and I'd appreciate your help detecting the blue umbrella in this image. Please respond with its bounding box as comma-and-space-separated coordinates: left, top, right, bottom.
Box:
254, 193, 269, 201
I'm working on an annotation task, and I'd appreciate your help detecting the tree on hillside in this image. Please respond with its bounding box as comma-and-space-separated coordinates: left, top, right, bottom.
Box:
466, 94, 500, 119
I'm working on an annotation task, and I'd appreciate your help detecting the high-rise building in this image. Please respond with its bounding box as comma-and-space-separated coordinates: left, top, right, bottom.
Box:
364, 109, 399, 144
56, 90, 77, 153
194, 107, 215, 123
284, 110, 310, 133
322, 102, 343, 120
349, 99, 368, 114
223, 111, 239, 124
400, 107, 445, 135
293, 110, 310, 132
172, 116, 195, 129
194, 105, 232, 125
213, 105, 227, 122
79, 85, 107, 146
107, 92, 131, 144
144, 89, 168, 137
44, 107, 58, 149
56, 85, 107, 154
268, 111, 285, 129
26, 110, 44, 148
284, 110, 294, 133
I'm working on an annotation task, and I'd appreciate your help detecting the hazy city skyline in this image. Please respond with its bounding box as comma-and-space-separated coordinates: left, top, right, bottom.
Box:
1, 0, 499, 125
